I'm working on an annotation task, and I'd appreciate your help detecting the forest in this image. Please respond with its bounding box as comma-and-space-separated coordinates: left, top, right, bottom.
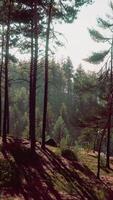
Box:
1, 0, 113, 199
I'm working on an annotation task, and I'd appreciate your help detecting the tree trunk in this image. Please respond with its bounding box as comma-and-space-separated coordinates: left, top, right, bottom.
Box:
93, 131, 98, 153
106, 41, 113, 168
29, 15, 34, 141
0, 24, 4, 136
41, 0, 53, 150
3, 0, 11, 143
106, 93, 112, 168
29, 3, 38, 152
97, 127, 107, 179
106, 124, 111, 168
97, 90, 113, 178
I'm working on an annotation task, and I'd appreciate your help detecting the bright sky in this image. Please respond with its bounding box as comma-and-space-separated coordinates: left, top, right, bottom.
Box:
54, 0, 111, 72
14, 0, 111, 72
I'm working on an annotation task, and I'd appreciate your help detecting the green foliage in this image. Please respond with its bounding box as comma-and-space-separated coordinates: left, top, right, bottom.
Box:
60, 103, 67, 118
61, 148, 78, 161
7, 58, 107, 149
72, 66, 101, 128
10, 86, 29, 137
78, 128, 95, 148
53, 116, 69, 143
97, 17, 113, 29
1, 57, 75, 139
88, 29, 109, 43
87, 1, 113, 67
100, 154, 106, 168
46, 103, 55, 136
74, 141, 82, 153
85, 50, 109, 64
53, 0, 93, 23
60, 135, 70, 150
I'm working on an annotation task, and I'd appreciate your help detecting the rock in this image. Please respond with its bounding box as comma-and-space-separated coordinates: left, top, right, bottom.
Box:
45, 138, 57, 147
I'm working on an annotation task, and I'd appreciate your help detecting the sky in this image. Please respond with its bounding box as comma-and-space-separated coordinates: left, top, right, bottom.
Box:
14, 0, 111, 72
54, 0, 111, 72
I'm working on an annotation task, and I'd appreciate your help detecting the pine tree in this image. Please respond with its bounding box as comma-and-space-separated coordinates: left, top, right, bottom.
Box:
86, 2, 113, 174
3, 0, 12, 143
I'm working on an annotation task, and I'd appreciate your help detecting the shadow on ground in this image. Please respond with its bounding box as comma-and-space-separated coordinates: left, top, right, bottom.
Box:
0, 139, 113, 200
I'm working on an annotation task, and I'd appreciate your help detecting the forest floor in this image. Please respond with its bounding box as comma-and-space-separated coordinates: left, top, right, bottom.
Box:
0, 138, 113, 200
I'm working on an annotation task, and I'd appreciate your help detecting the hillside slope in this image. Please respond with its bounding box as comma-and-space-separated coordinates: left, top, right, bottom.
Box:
0, 138, 113, 200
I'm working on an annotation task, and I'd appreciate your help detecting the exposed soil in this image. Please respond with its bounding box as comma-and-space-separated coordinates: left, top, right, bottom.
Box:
0, 138, 113, 200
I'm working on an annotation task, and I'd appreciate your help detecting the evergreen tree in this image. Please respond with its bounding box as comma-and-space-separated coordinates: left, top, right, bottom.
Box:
86, 2, 113, 170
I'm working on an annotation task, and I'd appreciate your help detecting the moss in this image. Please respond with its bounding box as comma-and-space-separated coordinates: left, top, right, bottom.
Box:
61, 148, 78, 161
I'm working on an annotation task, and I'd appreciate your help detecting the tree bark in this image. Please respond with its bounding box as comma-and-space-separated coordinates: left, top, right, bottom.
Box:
0, 24, 4, 136
97, 127, 107, 179
29, 14, 34, 141
106, 40, 113, 169
3, 0, 11, 143
29, 3, 38, 152
41, 0, 53, 149
106, 124, 111, 168
93, 129, 98, 153
106, 94, 112, 168
97, 91, 113, 178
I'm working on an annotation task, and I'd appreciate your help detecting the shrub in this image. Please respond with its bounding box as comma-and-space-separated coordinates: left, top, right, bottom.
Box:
60, 135, 70, 150
61, 148, 78, 161
100, 154, 106, 168
53, 116, 69, 143
74, 141, 82, 152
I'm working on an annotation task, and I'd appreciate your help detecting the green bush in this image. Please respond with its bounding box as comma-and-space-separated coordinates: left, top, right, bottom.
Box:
60, 135, 70, 151
53, 116, 69, 143
61, 148, 78, 161
74, 141, 82, 152
100, 154, 106, 168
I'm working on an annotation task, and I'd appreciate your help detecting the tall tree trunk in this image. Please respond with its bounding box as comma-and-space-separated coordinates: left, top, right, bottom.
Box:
0, 24, 4, 136
3, 0, 11, 143
41, 0, 53, 149
97, 127, 107, 179
106, 120, 111, 168
106, 40, 113, 169
93, 128, 99, 153
97, 90, 113, 178
29, 15, 34, 141
29, 3, 38, 152
106, 93, 113, 168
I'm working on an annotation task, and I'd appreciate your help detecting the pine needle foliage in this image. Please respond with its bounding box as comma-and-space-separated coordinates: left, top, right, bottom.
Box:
88, 29, 110, 43
85, 50, 110, 64
97, 18, 113, 30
